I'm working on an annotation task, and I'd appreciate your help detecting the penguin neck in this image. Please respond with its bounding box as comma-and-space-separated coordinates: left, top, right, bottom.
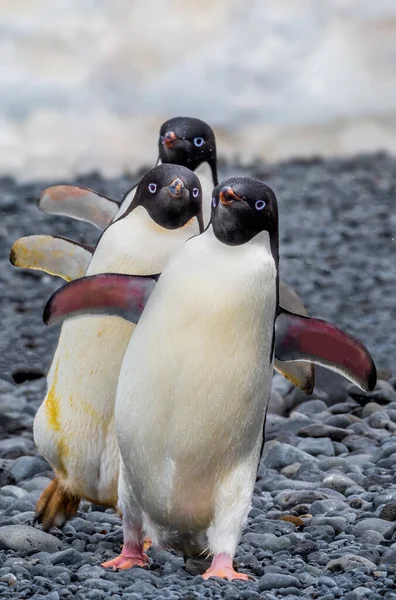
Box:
89, 206, 200, 276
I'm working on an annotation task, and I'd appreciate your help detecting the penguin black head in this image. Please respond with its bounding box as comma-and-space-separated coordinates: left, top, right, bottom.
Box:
158, 117, 218, 186
132, 163, 202, 230
211, 177, 279, 254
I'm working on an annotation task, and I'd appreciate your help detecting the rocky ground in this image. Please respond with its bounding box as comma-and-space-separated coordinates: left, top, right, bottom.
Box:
0, 153, 395, 599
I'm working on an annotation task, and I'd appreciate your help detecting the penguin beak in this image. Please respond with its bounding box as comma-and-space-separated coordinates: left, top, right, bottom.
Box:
167, 178, 185, 198
219, 186, 242, 206
163, 131, 177, 148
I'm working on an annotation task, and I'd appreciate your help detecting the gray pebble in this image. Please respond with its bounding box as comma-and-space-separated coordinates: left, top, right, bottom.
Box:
326, 553, 377, 572
293, 399, 328, 417
354, 518, 396, 538
362, 402, 383, 418
379, 548, 396, 565
0, 485, 28, 499
50, 548, 83, 566
21, 477, 53, 492
310, 499, 350, 515
11, 456, 50, 482
321, 473, 357, 494
0, 525, 61, 553
273, 490, 328, 510
243, 533, 291, 552
0, 437, 34, 459
297, 437, 334, 457
262, 441, 317, 470
298, 423, 348, 442
259, 573, 301, 591
308, 516, 348, 533
268, 389, 286, 416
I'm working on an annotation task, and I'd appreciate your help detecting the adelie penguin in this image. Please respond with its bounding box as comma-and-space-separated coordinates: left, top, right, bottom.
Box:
37, 116, 217, 231
32, 163, 203, 531
43, 177, 377, 580
10, 116, 314, 394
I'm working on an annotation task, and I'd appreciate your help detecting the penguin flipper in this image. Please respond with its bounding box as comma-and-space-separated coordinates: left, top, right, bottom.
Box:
10, 235, 94, 282
43, 273, 158, 326
39, 185, 119, 230
274, 310, 377, 392
275, 279, 315, 394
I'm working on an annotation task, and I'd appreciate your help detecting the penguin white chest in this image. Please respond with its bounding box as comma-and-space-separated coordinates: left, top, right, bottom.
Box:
116, 228, 277, 536
34, 206, 199, 504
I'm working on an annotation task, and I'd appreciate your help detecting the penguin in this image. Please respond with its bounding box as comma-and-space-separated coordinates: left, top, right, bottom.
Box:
43, 177, 376, 579
37, 116, 218, 230
32, 163, 203, 531
10, 116, 314, 394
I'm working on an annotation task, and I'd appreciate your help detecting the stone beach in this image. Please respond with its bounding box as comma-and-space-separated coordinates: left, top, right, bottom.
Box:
0, 153, 396, 598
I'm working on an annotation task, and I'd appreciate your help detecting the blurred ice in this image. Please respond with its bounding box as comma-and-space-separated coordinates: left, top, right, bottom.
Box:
1, 0, 396, 180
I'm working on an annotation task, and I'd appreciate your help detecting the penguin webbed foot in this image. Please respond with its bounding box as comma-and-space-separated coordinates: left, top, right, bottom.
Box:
35, 477, 80, 531
101, 543, 149, 570
202, 553, 251, 581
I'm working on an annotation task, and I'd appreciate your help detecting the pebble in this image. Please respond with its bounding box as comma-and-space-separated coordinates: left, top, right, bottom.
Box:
49, 549, 83, 566
0, 525, 61, 553
298, 437, 335, 457
259, 573, 301, 591
298, 423, 348, 442
354, 518, 396, 539
11, 456, 50, 483
379, 501, 396, 522
273, 490, 328, 510
326, 554, 377, 572
321, 473, 358, 494
262, 442, 317, 470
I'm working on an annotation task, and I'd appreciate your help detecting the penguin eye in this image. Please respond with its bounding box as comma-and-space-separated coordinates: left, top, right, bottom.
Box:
255, 200, 266, 211
193, 137, 204, 147
212, 196, 218, 208
148, 183, 157, 194
192, 188, 200, 198
160, 136, 164, 145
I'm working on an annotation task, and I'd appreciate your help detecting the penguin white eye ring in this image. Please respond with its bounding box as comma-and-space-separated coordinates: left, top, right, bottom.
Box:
148, 183, 157, 194
193, 137, 204, 147
255, 200, 266, 211
192, 188, 200, 198
212, 196, 217, 208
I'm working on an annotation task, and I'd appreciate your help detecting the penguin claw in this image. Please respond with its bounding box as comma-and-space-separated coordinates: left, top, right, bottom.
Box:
35, 477, 80, 531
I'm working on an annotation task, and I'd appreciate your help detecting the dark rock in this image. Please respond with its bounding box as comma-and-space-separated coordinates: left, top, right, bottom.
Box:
379, 501, 396, 522
0, 467, 15, 487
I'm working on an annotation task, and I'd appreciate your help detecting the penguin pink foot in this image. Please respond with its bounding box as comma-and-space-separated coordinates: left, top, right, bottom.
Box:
202, 554, 250, 581
101, 543, 148, 570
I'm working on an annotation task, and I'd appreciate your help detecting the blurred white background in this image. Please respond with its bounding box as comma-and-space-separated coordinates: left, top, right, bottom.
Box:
1, 0, 396, 180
